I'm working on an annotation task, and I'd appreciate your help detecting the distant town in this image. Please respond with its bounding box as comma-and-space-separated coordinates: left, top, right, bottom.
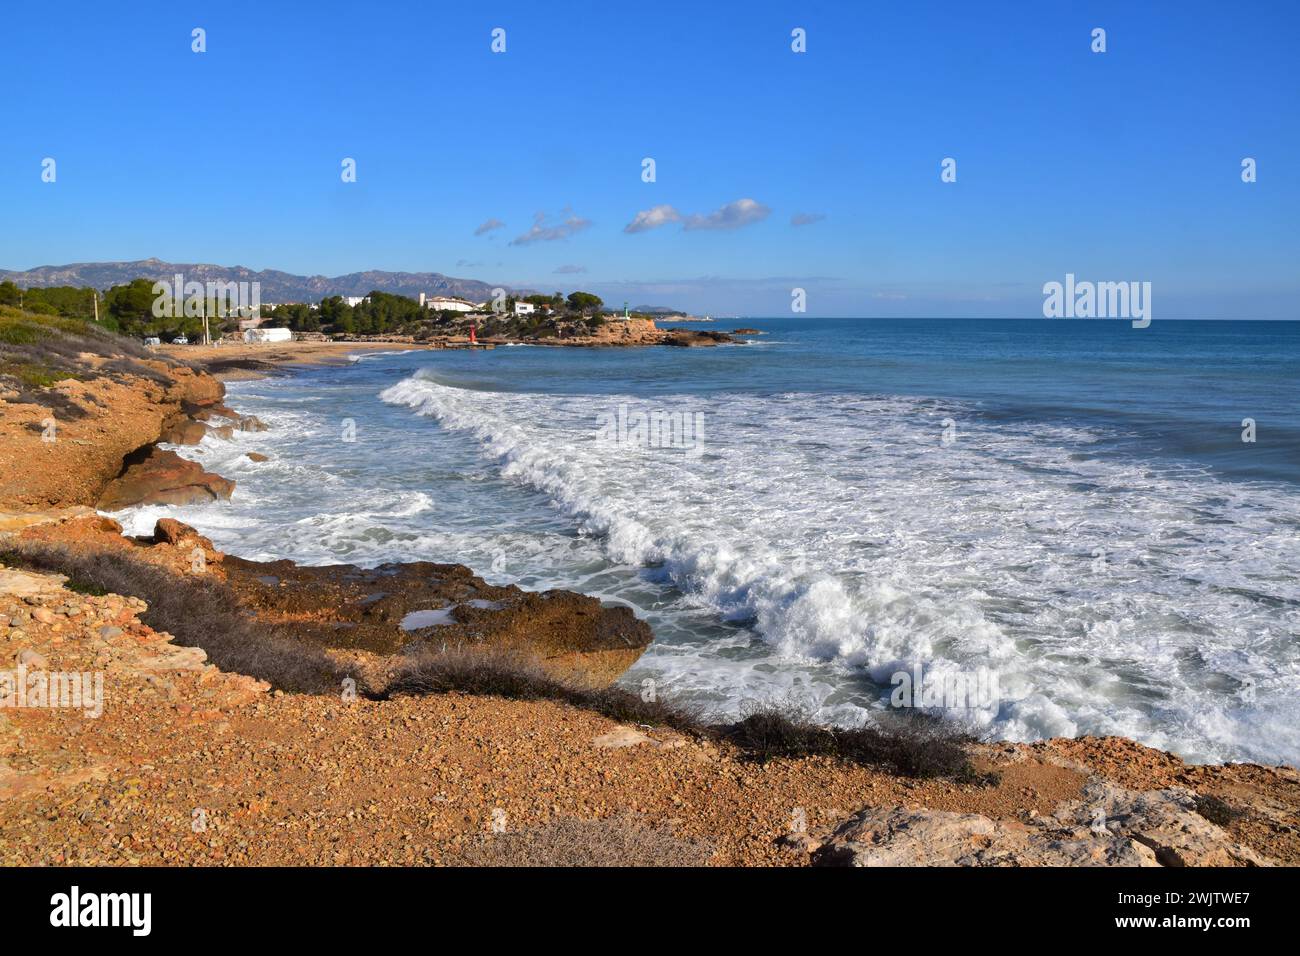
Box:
0, 277, 700, 346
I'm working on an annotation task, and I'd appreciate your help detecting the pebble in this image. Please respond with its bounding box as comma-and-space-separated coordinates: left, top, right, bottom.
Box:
17, 648, 49, 669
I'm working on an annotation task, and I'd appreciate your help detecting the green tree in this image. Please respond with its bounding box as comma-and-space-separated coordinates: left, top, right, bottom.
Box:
319, 295, 356, 332
105, 279, 162, 335
566, 291, 603, 314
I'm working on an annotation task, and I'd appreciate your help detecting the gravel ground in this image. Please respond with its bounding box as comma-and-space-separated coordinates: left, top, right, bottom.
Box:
3, 563, 1294, 867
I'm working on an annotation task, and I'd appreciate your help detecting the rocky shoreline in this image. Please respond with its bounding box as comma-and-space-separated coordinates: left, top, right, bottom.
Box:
1, 321, 1296, 866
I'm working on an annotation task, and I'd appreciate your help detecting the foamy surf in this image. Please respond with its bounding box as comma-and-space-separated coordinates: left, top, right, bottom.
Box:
379, 370, 1300, 766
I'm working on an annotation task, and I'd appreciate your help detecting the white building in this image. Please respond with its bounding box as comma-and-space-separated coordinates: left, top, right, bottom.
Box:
513, 301, 536, 315
419, 293, 477, 312
341, 296, 369, 308
243, 327, 293, 343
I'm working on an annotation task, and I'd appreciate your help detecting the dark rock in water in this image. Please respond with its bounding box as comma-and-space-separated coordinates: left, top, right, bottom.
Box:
661, 328, 735, 347
98, 448, 235, 511
731, 327, 762, 335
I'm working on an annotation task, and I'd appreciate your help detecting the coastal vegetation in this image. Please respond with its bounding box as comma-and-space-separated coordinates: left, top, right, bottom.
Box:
1, 278, 209, 339
264, 288, 608, 337
5, 539, 350, 694
0, 280, 99, 321
2, 278, 621, 342
0, 306, 166, 411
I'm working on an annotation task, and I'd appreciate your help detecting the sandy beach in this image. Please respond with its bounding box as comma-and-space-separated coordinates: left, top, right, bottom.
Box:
158, 341, 440, 381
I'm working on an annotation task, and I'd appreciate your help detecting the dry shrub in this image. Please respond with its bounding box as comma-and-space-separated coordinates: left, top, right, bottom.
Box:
1, 541, 356, 694
716, 699, 979, 780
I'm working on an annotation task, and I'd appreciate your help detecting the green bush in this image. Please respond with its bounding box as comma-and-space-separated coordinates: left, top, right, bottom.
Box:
0, 318, 49, 345
0, 361, 79, 388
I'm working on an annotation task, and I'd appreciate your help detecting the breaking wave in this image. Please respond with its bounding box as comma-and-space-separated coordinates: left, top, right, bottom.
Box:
380, 371, 1300, 765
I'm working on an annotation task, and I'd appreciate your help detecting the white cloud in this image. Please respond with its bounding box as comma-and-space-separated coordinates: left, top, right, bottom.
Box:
623, 204, 683, 234
625, 199, 771, 234
474, 218, 505, 236
554, 264, 587, 274
511, 210, 592, 245
683, 198, 770, 231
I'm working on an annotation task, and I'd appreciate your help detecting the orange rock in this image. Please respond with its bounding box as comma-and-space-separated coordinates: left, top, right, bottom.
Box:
97, 449, 234, 511
158, 420, 209, 445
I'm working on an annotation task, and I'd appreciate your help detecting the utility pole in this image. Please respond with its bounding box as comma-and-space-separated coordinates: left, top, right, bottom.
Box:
92, 289, 99, 323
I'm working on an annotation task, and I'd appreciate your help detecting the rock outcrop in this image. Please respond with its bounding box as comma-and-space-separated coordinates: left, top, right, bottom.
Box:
97, 448, 235, 511
660, 328, 735, 347
0, 331, 228, 511
219, 553, 652, 688
0, 564, 269, 735
10, 514, 651, 690
158, 419, 211, 445
813, 779, 1271, 867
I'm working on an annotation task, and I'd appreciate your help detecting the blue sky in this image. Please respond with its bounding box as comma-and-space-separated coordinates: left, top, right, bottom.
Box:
3, 0, 1297, 317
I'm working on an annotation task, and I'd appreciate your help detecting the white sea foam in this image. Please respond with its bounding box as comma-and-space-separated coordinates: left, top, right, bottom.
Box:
377, 372, 1300, 765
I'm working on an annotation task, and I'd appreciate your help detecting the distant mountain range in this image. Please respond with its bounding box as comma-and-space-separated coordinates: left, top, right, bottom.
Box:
0, 258, 518, 303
